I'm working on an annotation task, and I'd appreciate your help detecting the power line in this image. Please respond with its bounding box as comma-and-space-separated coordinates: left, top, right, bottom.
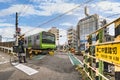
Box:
0, 0, 31, 40
18, 0, 32, 21
21, 0, 119, 35
4, 0, 120, 40
22, 0, 94, 35
3, 12, 119, 41
2, 14, 119, 42
106, 13, 120, 18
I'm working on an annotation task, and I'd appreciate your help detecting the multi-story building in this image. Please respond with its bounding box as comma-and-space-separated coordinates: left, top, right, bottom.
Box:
48, 27, 59, 45
67, 27, 77, 50
77, 14, 99, 51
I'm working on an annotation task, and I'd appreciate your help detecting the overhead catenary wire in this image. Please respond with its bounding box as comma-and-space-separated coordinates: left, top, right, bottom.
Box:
2, 0, 120, 41
106, 13, 120, 18
0, 0, 31, 41
20, 0, 120, 35
18, 0, 32, 21
2, 12, 119, 41
0, 0, 93, 42
22, 0, 94, 35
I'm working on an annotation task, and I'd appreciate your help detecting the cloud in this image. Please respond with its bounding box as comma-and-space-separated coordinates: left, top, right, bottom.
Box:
0, 23, 14, 27
0, 23, 15, 41
0, 26, 15, 42
76, 1, 120, 21
0, 22, 67, 45
0, 2, 78, 17
0, 22, 51, 41
20, 26, 50, 36
91, 1, 120, 14
31, 0, 69, 4
99, 15, 116, 23
31, 0, 86, 16
60, 22, 74, 26
37, 2, 79, 16
0, 4, 37, 17
77, 14, 86, 20
85, 1, 120, 23
0, 0, 85, 18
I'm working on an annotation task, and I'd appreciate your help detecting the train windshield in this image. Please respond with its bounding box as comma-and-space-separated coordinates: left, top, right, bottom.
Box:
42, 32, 55, 44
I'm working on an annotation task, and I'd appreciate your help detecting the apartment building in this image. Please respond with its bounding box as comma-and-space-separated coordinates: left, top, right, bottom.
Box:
48, 27, 59, 45
67, 27, 77, 50
77, 14, 99, 51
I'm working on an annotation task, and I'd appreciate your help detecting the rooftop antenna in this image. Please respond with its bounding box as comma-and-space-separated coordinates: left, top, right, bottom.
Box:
84, 6, 89, 16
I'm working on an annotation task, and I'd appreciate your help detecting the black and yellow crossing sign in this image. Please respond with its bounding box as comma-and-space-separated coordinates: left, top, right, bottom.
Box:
96, 42, 120, 64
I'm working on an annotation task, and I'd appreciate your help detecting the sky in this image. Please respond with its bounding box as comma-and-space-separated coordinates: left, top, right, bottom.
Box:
0, 0, 120, 45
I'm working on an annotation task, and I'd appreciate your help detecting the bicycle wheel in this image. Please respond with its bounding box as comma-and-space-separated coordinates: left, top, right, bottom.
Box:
10, 53, 19, 66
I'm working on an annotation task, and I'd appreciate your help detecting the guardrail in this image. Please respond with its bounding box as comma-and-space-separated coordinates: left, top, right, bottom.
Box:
0, 46, 12, 54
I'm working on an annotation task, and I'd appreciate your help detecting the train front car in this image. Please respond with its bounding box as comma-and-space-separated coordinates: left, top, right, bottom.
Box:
40, 31, 56, 50
24, 31, 56, 55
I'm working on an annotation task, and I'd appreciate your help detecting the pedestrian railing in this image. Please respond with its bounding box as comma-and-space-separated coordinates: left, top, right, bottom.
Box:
0, 46, 12, 54
83, 17, 120, 80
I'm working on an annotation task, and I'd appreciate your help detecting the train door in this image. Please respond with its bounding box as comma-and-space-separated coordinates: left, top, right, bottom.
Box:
33, 34, 40, 49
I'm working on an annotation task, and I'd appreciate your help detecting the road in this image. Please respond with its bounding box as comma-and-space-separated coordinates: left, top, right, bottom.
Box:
0, 51, 82, 80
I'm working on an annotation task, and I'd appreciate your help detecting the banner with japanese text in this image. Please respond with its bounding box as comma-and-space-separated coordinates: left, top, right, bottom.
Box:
96, 42, 120, 64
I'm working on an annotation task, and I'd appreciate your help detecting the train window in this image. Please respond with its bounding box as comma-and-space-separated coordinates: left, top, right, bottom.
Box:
28, 37, 32, 43
36, 35, 39, 40
24, 40, 27, 44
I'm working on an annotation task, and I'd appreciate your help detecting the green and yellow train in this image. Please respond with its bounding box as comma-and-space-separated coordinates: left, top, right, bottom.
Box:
24, 31, 56, 54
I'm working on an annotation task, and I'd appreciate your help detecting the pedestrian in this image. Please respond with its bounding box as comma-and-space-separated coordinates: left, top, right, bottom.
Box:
18, 38, 27, 63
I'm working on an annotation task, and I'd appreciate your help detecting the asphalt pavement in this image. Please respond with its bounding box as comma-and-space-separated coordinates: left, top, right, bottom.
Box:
0, 51, 82, 80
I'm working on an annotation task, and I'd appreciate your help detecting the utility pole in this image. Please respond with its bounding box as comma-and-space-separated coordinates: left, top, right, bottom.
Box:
15, 12, 18, 46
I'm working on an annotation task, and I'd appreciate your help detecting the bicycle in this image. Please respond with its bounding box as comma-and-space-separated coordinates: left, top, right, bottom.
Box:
10, 52, 19, 66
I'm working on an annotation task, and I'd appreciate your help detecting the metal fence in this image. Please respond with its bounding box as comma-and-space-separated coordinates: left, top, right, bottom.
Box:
83, 17, 120, 80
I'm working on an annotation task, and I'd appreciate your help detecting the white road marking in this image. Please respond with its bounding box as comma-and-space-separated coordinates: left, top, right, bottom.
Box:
15, 64, 39, 75
74, 56, 83, 66
0, 61, 9, 64
68, 55, 74, 65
